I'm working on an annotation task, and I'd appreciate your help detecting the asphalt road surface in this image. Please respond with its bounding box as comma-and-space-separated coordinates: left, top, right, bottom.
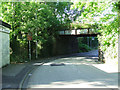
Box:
23, 50, 118, 88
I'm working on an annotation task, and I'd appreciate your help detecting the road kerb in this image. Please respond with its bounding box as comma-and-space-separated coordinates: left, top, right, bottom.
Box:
18, 63, 44, 89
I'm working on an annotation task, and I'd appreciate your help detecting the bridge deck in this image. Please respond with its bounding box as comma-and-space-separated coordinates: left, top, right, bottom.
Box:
59, 29, 98, 37
59, 34, 98, 37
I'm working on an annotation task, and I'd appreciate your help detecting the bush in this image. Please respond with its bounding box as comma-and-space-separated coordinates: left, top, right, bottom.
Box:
10, 42, 29, 63
10, 54, 29, 63
78, 43, 92, 52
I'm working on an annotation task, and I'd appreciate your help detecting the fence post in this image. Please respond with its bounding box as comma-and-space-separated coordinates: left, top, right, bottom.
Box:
88, 28, 89, 34
87, 37, 89, 46
29, 40, 31, 61
75, 29, 77, 35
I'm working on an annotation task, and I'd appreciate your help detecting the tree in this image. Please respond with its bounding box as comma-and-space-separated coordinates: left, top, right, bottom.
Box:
70, 1, 119, 63
1, 2, 73, 62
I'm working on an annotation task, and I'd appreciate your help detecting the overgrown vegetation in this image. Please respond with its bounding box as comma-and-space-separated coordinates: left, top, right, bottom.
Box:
78, 43, 91, 52
78, 37, 98, 52
1, 2, 73, 63
97, 2, 119, 64
1, 1, 119, 64
71, 1, 119, 63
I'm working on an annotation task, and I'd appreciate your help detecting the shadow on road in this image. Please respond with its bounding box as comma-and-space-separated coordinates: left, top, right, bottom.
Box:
25, 50, 118, 88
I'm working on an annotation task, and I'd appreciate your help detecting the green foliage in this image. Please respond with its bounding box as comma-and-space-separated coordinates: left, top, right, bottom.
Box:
98, 17, 118, 62
2, 2, 72, 62
2, 1, 119, 64
71, 23, 91, 29
72, 1, 119, 63
97, 1, 119, 63
78, 43, 91, 52
78, 37, 92, 52
71, 1, 108, 24
113, 1, 120, 11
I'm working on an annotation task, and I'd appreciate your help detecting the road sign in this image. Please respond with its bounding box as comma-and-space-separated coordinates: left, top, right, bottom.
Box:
27, 32, 32, 41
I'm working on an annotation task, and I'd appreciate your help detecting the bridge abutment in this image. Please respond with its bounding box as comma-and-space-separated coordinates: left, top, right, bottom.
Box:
52, 36, 79, 56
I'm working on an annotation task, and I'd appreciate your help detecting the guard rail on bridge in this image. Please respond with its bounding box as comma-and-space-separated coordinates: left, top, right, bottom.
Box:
59, 28, 98, 37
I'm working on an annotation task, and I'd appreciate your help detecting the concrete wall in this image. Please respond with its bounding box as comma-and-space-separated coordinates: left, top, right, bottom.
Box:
118, 13, 120, 75
0, 31, 2, 67
0, 25, 10, 68
52, 36, 79, 56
